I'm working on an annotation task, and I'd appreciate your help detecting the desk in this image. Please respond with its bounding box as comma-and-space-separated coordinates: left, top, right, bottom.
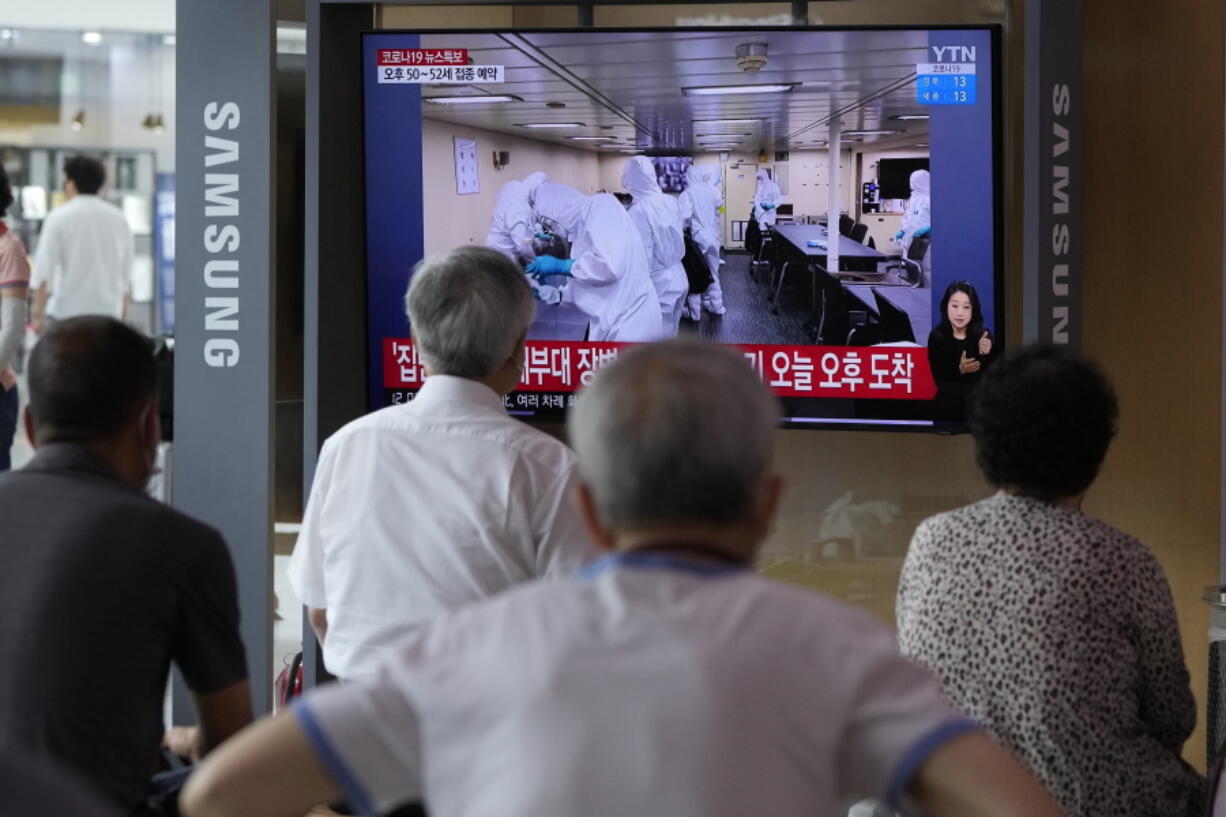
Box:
767, 225, 887, 318
771, 224, 887, 264
844, 285, 933, 343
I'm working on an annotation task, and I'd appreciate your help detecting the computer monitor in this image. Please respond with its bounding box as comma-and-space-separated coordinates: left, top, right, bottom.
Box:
362, 26, 1002, 429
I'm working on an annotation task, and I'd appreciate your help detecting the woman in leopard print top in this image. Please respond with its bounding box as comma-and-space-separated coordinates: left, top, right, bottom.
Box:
897, 346, 1204, 816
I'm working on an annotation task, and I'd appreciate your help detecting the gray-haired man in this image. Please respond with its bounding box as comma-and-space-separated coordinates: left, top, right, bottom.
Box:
289, 245, 598, 682
187, 339, 1063, 817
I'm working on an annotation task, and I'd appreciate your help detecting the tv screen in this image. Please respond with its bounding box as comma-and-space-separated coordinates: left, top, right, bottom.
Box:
877, 157, 931, 200
362, 26, 1001, 429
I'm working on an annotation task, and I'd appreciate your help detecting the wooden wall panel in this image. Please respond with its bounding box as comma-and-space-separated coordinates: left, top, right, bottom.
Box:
1081, 0, 1224, 772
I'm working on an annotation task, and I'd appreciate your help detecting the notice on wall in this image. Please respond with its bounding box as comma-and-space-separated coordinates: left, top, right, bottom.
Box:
454, 137, 479, 195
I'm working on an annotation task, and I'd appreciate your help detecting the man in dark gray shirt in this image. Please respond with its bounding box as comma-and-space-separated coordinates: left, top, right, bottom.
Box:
0, 316, 251, 813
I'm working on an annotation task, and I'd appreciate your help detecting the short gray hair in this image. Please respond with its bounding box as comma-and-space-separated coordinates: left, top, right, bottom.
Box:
568, 339, 780, 529
405, 246, 536, 378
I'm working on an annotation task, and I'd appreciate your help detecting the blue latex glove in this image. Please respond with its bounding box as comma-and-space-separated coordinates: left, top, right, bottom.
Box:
894, 229, 906, 241
526, 256, 575, 278
912, 225, 931, 238
762, 203, 775, 211
535, 232, 553, 240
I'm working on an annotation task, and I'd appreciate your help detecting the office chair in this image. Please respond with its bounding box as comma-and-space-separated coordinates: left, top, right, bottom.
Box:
882, 234, 930, 288
849, 222, 869, 243
872, 288, 917, 343
839, 214, 855, 237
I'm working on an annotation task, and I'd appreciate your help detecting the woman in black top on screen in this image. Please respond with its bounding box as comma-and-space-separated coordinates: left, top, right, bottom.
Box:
927, 280, 994, 422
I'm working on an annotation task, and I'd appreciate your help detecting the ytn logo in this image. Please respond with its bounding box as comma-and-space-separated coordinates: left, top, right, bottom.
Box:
930, 46, 977, 62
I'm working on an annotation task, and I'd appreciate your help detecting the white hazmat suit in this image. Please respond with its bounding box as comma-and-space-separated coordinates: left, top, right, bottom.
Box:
621, 156, 688, 335
752, 168, 782, 229
678, 164, 725, 317
898, 169, 931, 253
530, 182, 661, 343
485, 171, 548, 264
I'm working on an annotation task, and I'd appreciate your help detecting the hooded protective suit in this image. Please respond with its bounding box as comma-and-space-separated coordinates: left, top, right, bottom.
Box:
898, 169, 931, 253
752, 168, 782, 229
485, 171, 548, 264
677, 164, 725, 316
621, 156, 688, 334
530, 182, 660, 342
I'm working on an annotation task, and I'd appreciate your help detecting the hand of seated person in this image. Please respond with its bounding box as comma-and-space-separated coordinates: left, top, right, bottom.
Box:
163, 725, 202, 764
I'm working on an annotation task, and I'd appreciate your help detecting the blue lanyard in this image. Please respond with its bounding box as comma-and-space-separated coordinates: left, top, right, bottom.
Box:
578, 551, 746, 580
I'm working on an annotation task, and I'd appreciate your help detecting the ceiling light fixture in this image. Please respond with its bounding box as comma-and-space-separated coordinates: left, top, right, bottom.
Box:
424, 94, 520, 105
162, 34, 176, 46
567, 136, 615, 141
81, 31, 102, 45
682, 83, 794, 97
842, 129, 902, 136
890, 114, 930, 121
516, 122, 586, 129
694, 118, 762, 125
696, 132, 750, 138
0, 29, 17, 40
546, 101, 567, 109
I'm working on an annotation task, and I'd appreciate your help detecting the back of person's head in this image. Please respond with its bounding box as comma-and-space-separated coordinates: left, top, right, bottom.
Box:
568, 339, 779, 531
28, 316, 157, 445
64, 156, 106, 195
968, 344, 1118, 500
405, 245, 535, 379
0, 165, 13, 213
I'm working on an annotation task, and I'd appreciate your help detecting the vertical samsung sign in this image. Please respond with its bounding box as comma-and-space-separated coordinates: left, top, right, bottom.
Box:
175, 0, 275, 712
1024, 0, 1083, 347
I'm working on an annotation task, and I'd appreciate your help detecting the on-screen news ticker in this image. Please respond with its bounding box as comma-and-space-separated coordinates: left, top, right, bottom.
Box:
384, 339, 937, 401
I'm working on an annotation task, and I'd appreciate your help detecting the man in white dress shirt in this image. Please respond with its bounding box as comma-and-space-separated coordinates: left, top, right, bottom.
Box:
31, 156, 133, 332
288, 245, 598, 682
186, 339, 1064, 817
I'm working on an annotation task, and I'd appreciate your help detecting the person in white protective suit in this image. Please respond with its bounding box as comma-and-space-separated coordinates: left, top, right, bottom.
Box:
752, 168, 781, 230
485, 171, 548, 265
621, 156, 688, 335
677, 164, 726, 318
525, 182, 661, 343
894, 169, 931, 253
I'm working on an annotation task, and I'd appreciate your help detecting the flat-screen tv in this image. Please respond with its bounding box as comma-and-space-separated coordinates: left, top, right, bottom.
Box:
877, 157, 931, 200
362, 26, 1001, 429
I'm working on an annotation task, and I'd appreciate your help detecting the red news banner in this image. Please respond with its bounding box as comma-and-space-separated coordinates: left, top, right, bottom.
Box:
384, 339, 936, 400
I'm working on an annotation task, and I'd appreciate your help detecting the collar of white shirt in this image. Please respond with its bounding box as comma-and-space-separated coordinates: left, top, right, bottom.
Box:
414, 374, 505, 413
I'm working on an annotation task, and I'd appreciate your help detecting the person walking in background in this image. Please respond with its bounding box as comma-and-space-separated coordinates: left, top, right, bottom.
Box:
678, 165, 726, 319
898, 344, 1203, 817
894, 169, 931, 253
0, 166, 29, 471
752, 168, 781, 231
622, 156, 688, 334
30, 156, 133, 333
